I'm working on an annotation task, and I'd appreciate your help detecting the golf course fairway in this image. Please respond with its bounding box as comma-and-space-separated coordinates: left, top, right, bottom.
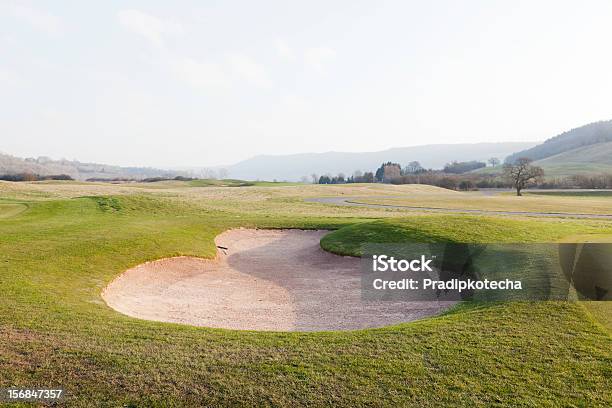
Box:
1, 182, 611, 406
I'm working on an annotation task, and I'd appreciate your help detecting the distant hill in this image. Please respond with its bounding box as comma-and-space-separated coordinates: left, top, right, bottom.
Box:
0, 153, 184, 181
532, 141, 612, 176
502, 120, 612, 176
506, 120, 612, 164
227, 142, 536, 181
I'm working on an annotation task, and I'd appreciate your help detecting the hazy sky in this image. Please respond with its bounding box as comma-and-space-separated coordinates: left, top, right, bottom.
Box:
2, 1, 612, 168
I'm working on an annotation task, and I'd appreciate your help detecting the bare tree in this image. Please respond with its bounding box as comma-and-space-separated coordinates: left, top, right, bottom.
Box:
488, 157, 500, 167
311, 173, 318, 184
503, 158, 544, 196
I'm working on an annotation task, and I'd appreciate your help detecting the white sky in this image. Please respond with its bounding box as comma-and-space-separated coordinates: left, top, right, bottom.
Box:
2, 0, 612, 167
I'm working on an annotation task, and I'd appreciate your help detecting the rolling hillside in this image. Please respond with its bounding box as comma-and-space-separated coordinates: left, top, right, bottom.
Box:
0, 153, 184, 181
506, 120, 612, 167
227, 142, 536, 181
504, 120, 612, 175
533, 141, 612, 176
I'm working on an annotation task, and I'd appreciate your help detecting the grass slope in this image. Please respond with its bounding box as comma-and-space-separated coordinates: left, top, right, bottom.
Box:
1, 191, 611, 406
533, 141, 612, 176
472, 141, 612, 177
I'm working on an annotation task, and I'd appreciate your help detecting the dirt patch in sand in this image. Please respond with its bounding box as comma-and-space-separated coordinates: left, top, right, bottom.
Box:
102, 229, 454, 331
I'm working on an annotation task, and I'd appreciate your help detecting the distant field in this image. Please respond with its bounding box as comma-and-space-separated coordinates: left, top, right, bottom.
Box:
188, 178, 255, 187
187, 178, 302, 187
349, 191, 612, 215
100, 178, 303, 188
1, 181, 610, 406
525, 190, 612, 197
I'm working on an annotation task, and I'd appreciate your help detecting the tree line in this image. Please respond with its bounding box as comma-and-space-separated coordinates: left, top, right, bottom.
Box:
314, 158, 556, 196
0, 173, 74, 182
316, 159, 493, 186
317, 172, 376, 184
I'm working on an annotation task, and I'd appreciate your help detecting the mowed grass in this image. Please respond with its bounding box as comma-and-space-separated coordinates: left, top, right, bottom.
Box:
351, 191, 612, 215
526, 191, 612, 197
0, 202, 27, 218
582, 302, 612, 332
187, 179, 303, 187
320, 216, 612, 256
83, 178, 303, 190
1, 187, 611, 406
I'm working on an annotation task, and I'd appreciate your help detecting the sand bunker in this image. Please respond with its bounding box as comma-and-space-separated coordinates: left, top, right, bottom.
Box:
102, 229, 454, 331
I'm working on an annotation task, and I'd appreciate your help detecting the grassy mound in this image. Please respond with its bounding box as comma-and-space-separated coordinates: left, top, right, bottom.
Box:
320, 216, 612, 256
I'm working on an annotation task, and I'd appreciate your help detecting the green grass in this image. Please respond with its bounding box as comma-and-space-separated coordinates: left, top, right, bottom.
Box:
320, 216, 612, 256
582, 302, 612, 332
0, 202, 27, 218
1, 192, 611, 406
321, 218, 612, 304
